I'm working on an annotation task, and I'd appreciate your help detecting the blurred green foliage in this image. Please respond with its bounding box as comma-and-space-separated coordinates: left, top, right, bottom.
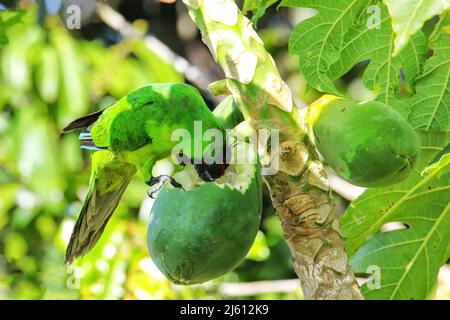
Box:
0, 10, 24, 45
0, 9, 300, 300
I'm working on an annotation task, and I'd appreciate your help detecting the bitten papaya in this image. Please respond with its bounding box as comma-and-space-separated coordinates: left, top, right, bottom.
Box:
307, 95, 420, 187
147, 143, 262, 285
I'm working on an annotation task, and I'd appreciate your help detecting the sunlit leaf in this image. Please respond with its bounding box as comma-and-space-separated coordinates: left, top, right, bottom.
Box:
281, 0, 370, 94
329, 4, 427, 103
37, 47, 59, 103
422, 153, 450, 176
283, 1, 429, 102
246, 231, 270, 261
243, 0, 277, 26
130, 39, 183, 83
407, 18, 450, 132
341, 133, 450, 299
384, 0, 450, 56
1, 24, 43, 91
51, 22, 89, 126
0, 10, 25, 45
5, 232, 28, 261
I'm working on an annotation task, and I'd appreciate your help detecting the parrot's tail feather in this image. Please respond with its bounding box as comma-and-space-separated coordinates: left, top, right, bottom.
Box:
80, 145, 108, 151
79, 132, 108, 150
62, 109, 105, 133
79, 132, 92, 140
64, 176, 133, 265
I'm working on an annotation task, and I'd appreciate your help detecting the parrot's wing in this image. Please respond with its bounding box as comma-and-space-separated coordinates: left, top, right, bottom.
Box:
64, 152, 136, 264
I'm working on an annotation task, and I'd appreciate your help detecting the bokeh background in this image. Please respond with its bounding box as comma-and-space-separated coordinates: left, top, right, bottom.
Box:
0, 0, 449, 300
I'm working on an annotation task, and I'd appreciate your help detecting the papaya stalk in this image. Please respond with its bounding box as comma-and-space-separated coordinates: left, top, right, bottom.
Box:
182, 0, 363, 300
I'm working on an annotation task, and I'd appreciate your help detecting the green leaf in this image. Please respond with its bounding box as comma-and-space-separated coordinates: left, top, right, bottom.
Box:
341, 133, 450, 299
37, 47, 59, 103
431, 141, 450, 164
130, 39, 183, 83
384, 0, 450, 56
422, 153, 450, 177
0, 10, 25, 45
0, 15, 8, 45
407, 22, 450, 132
283, 1, 428, 100
281, 0, 371, 94
51, 25, 89, 126
5, 232, 28, 261
329, 3, 427, 103
243, 0, 278, 26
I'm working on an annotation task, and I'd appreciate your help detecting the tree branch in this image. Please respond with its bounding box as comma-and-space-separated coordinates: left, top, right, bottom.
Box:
182, 0, 363, 300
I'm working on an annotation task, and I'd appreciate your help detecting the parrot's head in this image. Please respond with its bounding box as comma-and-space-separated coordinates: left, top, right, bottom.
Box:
194, 162, 229, 182
194, 142, 233, 182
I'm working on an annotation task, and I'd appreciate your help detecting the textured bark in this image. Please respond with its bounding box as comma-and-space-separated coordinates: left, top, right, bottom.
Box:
264, 149, 362, 299
183, 0, 363, 300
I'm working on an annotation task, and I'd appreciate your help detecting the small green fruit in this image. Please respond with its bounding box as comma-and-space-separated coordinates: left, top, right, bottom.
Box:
308, 95, 420, 187
147, 143, 262, 285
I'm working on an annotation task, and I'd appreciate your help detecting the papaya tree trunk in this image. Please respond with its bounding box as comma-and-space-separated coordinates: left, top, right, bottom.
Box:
182, 0, 363, 300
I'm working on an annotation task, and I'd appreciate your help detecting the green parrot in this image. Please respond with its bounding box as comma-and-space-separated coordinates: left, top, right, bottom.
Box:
63, 83, 227, 264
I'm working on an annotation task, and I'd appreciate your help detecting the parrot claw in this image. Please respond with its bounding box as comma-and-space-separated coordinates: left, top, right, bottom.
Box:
146, 175, 184, 199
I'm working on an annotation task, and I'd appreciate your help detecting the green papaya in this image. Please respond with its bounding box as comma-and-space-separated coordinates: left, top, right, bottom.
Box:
147, 143, 262, 285
307, 95, 420, 187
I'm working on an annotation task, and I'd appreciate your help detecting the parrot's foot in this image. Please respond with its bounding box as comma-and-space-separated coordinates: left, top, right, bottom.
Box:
146, 175, 184, 199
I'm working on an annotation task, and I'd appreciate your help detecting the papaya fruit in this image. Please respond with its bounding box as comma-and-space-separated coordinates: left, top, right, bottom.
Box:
307, 95, 420, 187
147, 142, 262, 285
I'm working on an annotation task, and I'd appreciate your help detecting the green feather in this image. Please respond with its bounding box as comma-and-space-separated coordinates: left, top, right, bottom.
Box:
64, 151, 136, 264
65, 83, 225, 263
